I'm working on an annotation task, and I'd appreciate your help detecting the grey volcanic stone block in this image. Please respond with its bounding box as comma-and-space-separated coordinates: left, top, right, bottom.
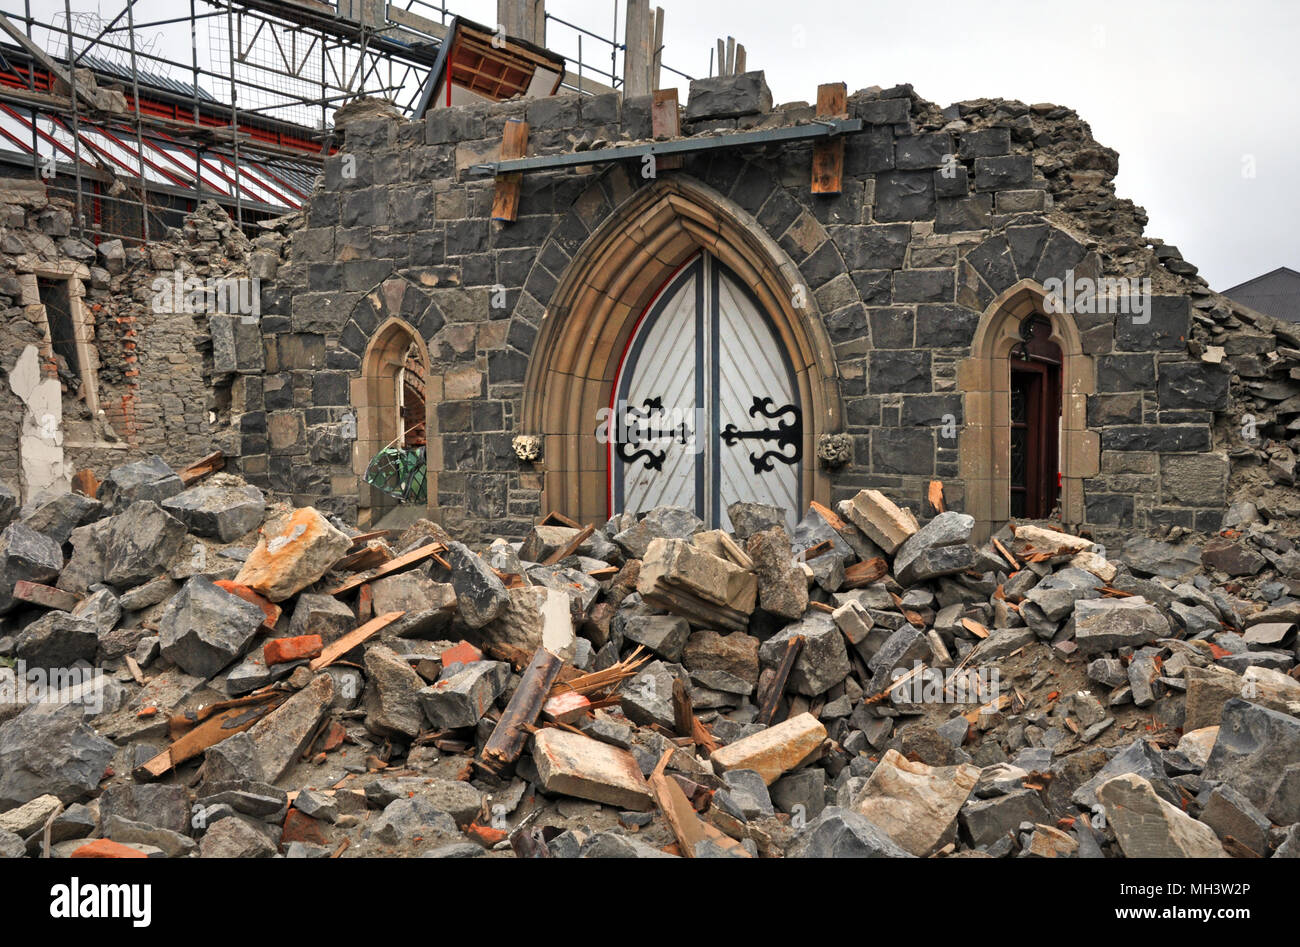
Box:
158, 575, 266, 679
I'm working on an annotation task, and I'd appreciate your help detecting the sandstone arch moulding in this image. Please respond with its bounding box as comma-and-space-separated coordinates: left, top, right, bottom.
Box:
522, 175, 843, 525
958, 279, 1100, 540
352, 315, 431, 526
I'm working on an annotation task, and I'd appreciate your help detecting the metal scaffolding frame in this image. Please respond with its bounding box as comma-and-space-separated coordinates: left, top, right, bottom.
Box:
0, 1, 699, 244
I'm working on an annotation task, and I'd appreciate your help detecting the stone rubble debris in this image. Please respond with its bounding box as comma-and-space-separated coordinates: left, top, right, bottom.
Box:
0, 462, 1298, 858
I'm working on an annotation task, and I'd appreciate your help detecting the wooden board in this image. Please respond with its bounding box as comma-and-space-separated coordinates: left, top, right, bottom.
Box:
329, 544, 445, 596
651, 88, 682, 170
137, 693, 284, 779
811, 82, 847, 195
308, 611, 405, 671
177, 450, 225, 485
492, 119, 529, 223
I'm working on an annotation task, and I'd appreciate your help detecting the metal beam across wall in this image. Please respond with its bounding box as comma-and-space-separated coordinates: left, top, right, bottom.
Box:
470, 118, 866, 175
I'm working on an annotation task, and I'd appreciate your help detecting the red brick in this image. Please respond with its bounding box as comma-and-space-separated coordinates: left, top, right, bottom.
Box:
264, 635, 324, 666
440, 641, 483, 667
281, 809, 328, 847
71, 839, 148, 859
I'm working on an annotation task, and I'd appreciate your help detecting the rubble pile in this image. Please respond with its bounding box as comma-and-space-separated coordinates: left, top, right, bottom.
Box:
1, 460, 1299, 859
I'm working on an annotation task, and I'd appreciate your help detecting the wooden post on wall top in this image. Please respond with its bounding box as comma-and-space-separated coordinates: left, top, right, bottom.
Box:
811, 82, 847, 195
651, 88, 682, 170
492, 119, 529, 223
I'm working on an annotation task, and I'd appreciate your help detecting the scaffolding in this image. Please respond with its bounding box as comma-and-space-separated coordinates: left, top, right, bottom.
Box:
0, 1, 701, 244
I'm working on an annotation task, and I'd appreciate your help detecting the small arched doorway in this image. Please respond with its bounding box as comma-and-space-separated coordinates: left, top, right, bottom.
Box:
958, 280, 1099, 538
355, 317, 429, 527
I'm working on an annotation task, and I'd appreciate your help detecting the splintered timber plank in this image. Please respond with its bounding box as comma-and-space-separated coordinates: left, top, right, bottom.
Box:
811, 82, 847, 195
137, 693, 285, 779
481, 647, 564, 769
177, 450, 225, 485
308, 611, 405, 671
755, 635, 804, 727
492, 119, 529, 222
650, 749, 751, 858
842, 557, 888, 589
542, 523, 595, 566
329, 543, 444, 596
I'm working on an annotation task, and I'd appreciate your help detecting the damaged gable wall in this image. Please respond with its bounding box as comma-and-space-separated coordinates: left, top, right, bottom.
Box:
0, 180, 287, 506
211, 73, 1300, 547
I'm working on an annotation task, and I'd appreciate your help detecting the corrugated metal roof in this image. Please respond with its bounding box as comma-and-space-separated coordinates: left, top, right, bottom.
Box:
78, 53, 216, 103
1223, 267, 1300, 323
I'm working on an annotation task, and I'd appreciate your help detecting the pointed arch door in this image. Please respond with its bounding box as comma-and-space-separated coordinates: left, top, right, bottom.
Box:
609, 252, 802, 530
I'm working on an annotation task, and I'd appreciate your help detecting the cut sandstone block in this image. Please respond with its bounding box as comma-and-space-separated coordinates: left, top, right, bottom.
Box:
234, 507, 351, 603
1096, 773, 1227, 858
709, 713, 827, 785
851, 748, 980, 857
843, 490, 917, 555
531, 728, 654, 811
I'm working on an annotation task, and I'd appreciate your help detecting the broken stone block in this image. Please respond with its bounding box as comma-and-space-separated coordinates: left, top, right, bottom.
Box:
480, 585, 575, 660
681, 629, 759, 684
0, 522, 63, 613
102, 501, 187, 588
244, 672, 334, 782
709, 713, 827, 785
1200, 783, 1270, 856
1072, 597, 1169, 654
1183, 665, 1246, 730
843, 489, 918, 555
722, 769, 775, 819
198, 817, 276, 858
1010, 524, 1093, 558
0, 706, 116, 808
620, 660, 682, 729
638, 537, 757, 629
1201, 537, 1267, 577
726, 501, 789, 540
1070, 739, 1170, 810
370, 571, 457, 638
622, 613, 690, 662
786, 806, 914, 858
613, 506, 704, 560
1021, 823, 1079, 858
14, 611, 98, 669
119, 575, 178, 611
771, 767, 827, 821
1201, 698, 1300, 825
19, 492, 102, 545
867, 626, 931, 695
365, 796, 458, 847
1095, 773, 1227, 858
531, 728, 654, 810
759, 615, 851, 696
851, 748, 981, 857
102, 815, 196, 858
96, 455, 184, 514
445, 541, 509, 628
71, 586, 120, 635
363, 644, 427, 738
98, 783, 190, 834
959, 788, 1051, 848
1127, 653, 1163, 708
162, 482, 265, 542
746, 525, 808, 620
234, 507, 352, 602
1174, 726, 1219, 769
893, 512, 974, 585
418, 660, 510, 730
289, 593, 356, 643
685, 70, 773, 121
158, 575, 266, 679
0, 793, 61, 836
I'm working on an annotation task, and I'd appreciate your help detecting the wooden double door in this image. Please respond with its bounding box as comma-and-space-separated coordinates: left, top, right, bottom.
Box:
608, 253, 802, 530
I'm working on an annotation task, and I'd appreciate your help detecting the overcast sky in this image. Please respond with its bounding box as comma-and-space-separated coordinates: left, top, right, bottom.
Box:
25, 0, 1299, 290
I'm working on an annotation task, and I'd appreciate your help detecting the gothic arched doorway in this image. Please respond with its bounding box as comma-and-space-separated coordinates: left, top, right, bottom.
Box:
522, 175, 841, 527
354, 317, 429, 527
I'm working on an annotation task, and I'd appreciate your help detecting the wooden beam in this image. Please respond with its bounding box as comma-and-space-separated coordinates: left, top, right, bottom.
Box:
651, 88, 683, 171
541, 523, 594, 565
71, 468, 98, 498
812, 82, 847, 195
492, 119, 529, 223
308, 611, 405, 671
481, 647, 564, 770
755, 635, 803, 726
329, 543, 445, 596
177, 450, 225, 485
624, 0, 653, 97
651, 7, 665, 91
